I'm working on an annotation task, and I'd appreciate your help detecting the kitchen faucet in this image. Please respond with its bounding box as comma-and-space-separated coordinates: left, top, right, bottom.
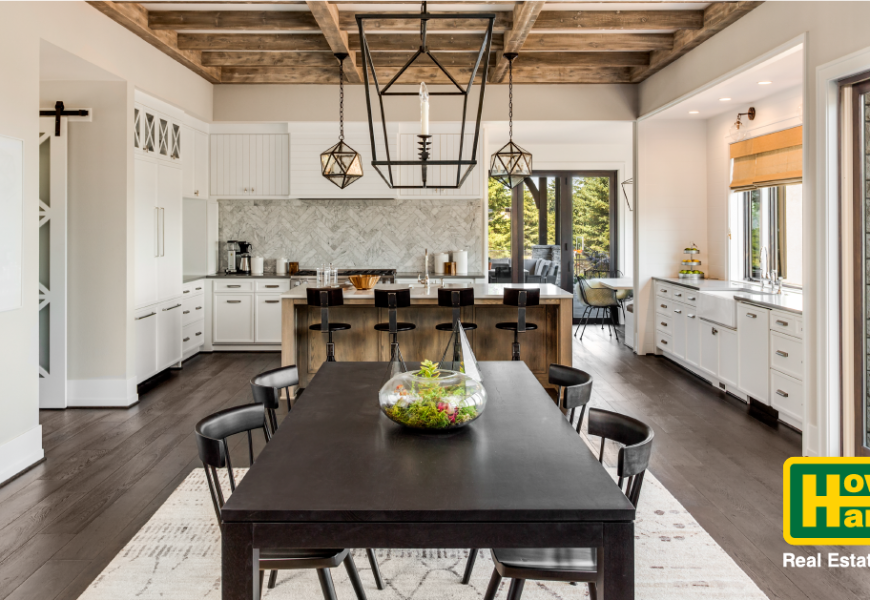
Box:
759, 247, 770, 288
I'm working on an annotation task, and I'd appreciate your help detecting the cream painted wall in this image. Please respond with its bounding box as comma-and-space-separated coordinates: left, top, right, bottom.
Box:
40, 81, 131, 383
214, 84, 637, 123
705, 85, 804, 281
635, 119, 707, 355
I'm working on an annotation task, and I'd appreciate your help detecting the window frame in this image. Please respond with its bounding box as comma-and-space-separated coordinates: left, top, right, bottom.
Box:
741, 185, 801, 289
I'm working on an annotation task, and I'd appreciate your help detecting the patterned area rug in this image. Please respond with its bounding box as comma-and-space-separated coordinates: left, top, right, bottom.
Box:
78, 468, 768, 600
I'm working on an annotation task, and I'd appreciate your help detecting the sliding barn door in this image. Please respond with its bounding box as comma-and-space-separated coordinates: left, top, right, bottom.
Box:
38, 117, 68, 409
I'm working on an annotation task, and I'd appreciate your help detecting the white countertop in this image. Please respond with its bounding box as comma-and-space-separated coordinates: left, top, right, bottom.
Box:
655, 277, 803, 314
281, 282, 573, 300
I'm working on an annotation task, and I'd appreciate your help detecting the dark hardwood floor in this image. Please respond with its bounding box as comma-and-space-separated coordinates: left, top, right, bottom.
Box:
0, 331, 864, 599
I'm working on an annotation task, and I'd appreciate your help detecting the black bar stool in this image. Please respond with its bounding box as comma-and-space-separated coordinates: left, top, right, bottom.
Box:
495, 288, 540, 361
435, 287, 477, 333
307, 287, 350, 362
374, 288, 415, 375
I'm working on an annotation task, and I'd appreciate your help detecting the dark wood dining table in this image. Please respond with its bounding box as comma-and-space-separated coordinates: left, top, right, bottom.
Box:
221, 361, 636, 599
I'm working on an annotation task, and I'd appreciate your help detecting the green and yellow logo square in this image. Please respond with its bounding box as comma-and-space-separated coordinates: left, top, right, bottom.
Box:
784, 457, 870, 544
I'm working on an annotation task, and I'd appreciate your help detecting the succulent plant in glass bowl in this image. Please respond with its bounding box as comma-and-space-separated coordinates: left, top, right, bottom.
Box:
379, 360, 487, 431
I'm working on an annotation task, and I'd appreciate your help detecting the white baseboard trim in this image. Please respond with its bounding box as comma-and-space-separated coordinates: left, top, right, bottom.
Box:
0, 426, 44, 486
213, 344, 281, 352
68, 377, 138, 408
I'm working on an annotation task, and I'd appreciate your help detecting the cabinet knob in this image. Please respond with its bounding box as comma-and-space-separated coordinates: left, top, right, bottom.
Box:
674, 293, 682, 297
195, 190, 199, 196
183, 337, 190, 342
712, 328, 718, 335
746, 313, 757, 318
183, 310, 190, 315
660, 339, 668, 345
196, 332, 202, 336
196, 306, 202, 310
673, 309, 682, 314
688, 314, 695, 318
660, 304, 667, 309
775, 350, 789, 357
660, 322, 668, 327
776, 389, 789, 398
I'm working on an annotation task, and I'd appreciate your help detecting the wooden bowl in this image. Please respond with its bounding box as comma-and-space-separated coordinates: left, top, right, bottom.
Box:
348, 274, 380, 290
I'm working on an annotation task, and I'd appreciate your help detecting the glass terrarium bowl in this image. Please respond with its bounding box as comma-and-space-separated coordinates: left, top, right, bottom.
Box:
379, 368, 487, 431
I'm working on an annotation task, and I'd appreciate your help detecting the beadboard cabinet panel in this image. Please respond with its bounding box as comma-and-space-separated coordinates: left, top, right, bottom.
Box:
397, 132, 483, 198
210, 134, 289, 198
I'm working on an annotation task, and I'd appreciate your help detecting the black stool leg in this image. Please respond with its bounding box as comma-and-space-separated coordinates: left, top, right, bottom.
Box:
326, 331, 336, 362
511, 330, 520, 361
268, 569, 277, 589
462, 549, 478, 584
366, 549, 385, 590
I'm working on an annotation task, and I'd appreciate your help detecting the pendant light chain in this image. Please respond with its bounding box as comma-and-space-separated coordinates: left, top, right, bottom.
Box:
339, 56, 345, 141
508, 57, 513, 141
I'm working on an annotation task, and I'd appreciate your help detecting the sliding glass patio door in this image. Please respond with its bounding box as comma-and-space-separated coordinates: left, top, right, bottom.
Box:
487, 171, 617, 293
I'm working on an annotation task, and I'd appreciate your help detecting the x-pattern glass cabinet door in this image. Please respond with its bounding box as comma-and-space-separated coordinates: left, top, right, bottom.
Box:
853, 78, 870, 456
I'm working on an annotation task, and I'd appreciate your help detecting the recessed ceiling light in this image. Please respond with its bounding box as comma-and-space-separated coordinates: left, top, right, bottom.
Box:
758, 81, 772, 85
719, 97, 731, 101
689, 110, 700, 114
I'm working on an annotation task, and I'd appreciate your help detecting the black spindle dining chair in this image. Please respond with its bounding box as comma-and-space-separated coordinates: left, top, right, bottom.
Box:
250, 364, 299, 434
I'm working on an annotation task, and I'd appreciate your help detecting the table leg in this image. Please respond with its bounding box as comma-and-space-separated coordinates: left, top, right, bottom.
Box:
222, 522, 257, 600
602, 521, 634, 600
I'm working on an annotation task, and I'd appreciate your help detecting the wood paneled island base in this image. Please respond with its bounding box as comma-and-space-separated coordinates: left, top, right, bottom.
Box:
281, 283, 575, 389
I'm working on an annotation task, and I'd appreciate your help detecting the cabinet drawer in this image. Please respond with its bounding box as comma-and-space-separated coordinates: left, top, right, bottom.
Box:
656, 331, 673, 351
182, 321, 205, 353
182, 295, 205, 326
655, 299, 672, 316
655, 282, 672, 300
770, 331, 804, 380
213, 294, 254, 343
670, 286, 695, 305
656, 313, 673, 334
256, 280, 290, 293
770, 310, 803, 340
215, 280, 253, 292
770, 369, 803, 427
182, 279, 205, 298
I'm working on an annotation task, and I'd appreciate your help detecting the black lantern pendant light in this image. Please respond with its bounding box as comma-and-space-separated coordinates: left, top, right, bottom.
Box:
489, 53, 532, 189
321, 53, 363, 189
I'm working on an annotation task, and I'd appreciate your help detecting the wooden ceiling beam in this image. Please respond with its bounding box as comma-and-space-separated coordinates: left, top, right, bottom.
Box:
522, 32, 673, 52
88, 1, 220, 83
533, 10, 704, 31
630, 1, 762, 82
342, 11, 512, 32
348, 33, 503, 52
357, 52, 494, 68
491, 1, 545, 83
202, 51, 337, 67
306, 1, 363, 83
178, 33, 330, 51
149, 10, 320, 30
514, 51, 650, 68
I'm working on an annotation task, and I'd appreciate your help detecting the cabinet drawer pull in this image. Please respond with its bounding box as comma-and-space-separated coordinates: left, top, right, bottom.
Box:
196, 306, 202, 310
746, 313, 757, 318
776, 389, 789, 398
183, 337, 190, 342
688, 296, 696, 301
673, 309, 682, 314
712, 328, 718, 335
674, 293, 682, 297
163, 304, 182, 311
227, 300, 242, 304
183, 290, 190, 294
660, 322, 668, 327
183, 310, 190, 315
659, 288, 667, 293
227, 285, 242, 288
776, 320, 789, 326
195, 287, 202, 291
265, 285, 280, 288
660, 339, 668, 345
136, 312, 156, 321
265, 300, 280, 304
688, 314, 695, 319
196, 332, 202, 336
775, 350, 789, 357
660, 303, 668, 309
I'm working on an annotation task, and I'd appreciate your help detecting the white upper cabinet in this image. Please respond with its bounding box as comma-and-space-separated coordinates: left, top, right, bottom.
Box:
289, 123, 396, 199
135, 94, 184, 167
183, 125, 210, 199
396, 131, 483, 198
210, 134, 289, 198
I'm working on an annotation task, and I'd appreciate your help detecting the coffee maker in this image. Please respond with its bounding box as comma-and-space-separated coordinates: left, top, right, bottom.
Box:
226, 240, 240, 273
237, 241, 253, 274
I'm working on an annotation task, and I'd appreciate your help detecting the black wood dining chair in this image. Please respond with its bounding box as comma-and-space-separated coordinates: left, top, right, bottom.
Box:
307, 287, 350, 362
473, 408, 654, 600
461, 364, 594, 584
495, 288, 540, 361
196, 405, 370, 600
250, 364, 299, 434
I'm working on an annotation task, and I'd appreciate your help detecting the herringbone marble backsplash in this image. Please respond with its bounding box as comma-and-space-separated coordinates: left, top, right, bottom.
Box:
218, 198, 483, 273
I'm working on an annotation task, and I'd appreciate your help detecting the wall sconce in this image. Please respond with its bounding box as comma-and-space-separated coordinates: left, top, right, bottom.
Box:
729, 107, 756, 143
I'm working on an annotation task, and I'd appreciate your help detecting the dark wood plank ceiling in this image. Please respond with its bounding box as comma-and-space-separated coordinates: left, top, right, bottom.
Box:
89, 1, 762, 85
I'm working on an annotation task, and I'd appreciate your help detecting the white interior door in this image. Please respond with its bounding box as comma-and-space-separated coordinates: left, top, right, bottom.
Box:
38, 117, 68, 409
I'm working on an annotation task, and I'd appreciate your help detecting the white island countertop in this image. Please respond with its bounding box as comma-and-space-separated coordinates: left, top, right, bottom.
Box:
281, 281, 573, 300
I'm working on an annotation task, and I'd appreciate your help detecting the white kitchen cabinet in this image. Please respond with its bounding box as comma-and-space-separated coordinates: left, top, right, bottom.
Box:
718, 326, 738, 389
699, 321, 719, 377
738, 304, 770, 403
134, 306, 158, 384
183, 127, 209, 199
256, 295, 283, 343
670, 302, 687, 360
157, 165, 183, 301
135, 103, 157, 156
183, 321, 205, 355
770, 369, 804, 427
210, 134, 289, 197
157, 298, 183, 371
685, 311, 700, 368
214, 294, 255, 343
134, 159, 159, 308
770, 330, 804, 380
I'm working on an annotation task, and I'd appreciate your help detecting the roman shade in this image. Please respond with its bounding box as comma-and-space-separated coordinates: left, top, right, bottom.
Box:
730, 126, 802, 191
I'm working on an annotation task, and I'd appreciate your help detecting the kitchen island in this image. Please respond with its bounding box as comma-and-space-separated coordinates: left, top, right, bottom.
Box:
281, 282, 574, 388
